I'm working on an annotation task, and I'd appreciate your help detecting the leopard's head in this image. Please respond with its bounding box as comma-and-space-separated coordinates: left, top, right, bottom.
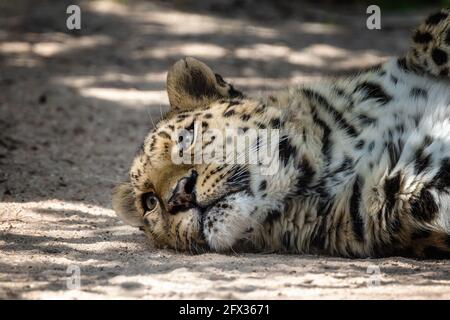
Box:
112, 57, 286, 253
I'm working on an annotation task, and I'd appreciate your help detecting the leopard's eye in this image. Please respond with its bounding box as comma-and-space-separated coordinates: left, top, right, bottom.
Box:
142, 193, 158, 212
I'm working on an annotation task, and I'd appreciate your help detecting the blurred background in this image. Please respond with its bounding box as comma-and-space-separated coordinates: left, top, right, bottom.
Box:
1, 0, 448, 205
1, 0, 449, 299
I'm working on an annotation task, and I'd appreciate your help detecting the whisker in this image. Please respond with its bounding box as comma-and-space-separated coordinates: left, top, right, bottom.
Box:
146, 106, 156, 129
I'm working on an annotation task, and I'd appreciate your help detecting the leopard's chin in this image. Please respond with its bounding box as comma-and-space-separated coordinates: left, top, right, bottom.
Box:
199, 197, 258, 252
199, 199, 267, 253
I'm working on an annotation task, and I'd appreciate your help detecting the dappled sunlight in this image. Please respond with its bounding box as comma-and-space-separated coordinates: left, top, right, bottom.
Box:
0, 41, 31, 54
54, 71, 167, 89
0, 199, 149, 271
80, 88, 168, 107
0, 45, 43, 68
86, 0, 135, 18
32, 35, 113, 57
288, 44, 386, 69
135, 43, 228, 60
134, 5, 279, 38
1, 199, 449, 298
235, 43, 387, 71
1, 0, 448, 299
295, 22, 346, 35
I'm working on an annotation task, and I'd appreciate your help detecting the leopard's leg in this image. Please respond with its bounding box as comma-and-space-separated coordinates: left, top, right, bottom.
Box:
369, 157, 450, 259
404, 8, 450, 78
400, 229, 450, 259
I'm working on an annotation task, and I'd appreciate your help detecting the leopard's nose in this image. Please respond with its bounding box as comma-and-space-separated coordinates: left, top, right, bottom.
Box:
166, 170, 198, 214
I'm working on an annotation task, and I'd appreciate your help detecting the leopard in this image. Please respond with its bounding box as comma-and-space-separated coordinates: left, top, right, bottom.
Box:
113, 9, 450, 259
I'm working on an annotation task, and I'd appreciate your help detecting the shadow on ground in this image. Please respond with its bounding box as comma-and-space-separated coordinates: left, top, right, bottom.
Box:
0, 0, 430, 205
0, 0, 448, 299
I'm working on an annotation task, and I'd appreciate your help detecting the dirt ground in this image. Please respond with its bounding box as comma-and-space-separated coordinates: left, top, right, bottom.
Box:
0, 0, 449, 299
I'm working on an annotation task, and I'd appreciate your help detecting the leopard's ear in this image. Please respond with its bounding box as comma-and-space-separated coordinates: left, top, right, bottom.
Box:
112, 182, 144, 227
166, 57, 243, 112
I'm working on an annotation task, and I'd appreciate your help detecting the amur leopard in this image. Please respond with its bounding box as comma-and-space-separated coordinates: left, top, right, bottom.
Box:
113, 9, 450, 259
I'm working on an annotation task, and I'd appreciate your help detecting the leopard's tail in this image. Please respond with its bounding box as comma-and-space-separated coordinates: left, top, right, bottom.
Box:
404, 8, 450, 78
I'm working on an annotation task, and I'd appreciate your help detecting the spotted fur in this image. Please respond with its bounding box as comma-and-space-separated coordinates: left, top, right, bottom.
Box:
113, 11, 450, 259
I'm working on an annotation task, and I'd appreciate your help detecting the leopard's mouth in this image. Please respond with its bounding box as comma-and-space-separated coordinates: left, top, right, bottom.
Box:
141, 187, 252, 253
196, 189, 245, 243
197, 188, 261, 252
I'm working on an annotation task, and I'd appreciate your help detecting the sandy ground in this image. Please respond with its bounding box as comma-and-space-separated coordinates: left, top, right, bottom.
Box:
0, 0, 449, 299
